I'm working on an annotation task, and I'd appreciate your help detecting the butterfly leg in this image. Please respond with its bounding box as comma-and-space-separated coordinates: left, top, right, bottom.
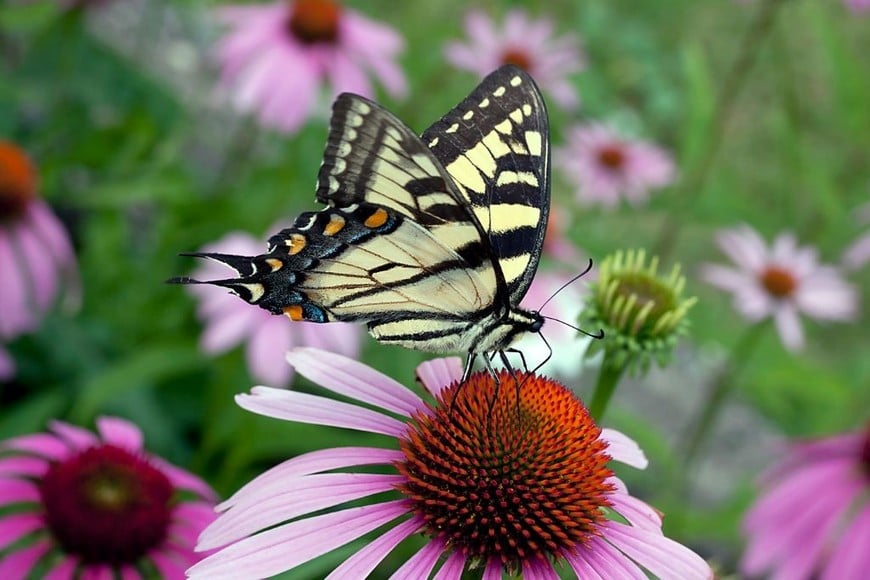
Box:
498, 350, 524, 415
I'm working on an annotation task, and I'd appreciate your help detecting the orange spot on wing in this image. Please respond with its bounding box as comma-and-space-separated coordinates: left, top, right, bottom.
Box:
287, 234, 307, 255
324, 214, 346, 236
266, 258, 283, 271
364, 208, 389, 229
283, 305, 304, 321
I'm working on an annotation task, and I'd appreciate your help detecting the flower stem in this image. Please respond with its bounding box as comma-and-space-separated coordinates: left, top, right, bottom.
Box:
588, 351, 625, 422
654, 0, 790, 261
682, 322, 767, 465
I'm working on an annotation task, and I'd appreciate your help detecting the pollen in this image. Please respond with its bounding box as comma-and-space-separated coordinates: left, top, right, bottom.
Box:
287, 0, 341, 44
283, 305, 304, 321
323, 213, 346, 236
286, 233, 307, 255
396, 371, 614, 572
364, 207, 389, 229
760, 266, 797, 298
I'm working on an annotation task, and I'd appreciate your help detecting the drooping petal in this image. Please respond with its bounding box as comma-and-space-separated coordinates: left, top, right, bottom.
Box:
95, 416, 143, 451
600, 429, 647, 469
821, 503, 870, 580
415, 357, 463, 397
326, 517, 421, 580
189, 501, 409, 579
601, 521, 712, 579
387, 536, 445, 579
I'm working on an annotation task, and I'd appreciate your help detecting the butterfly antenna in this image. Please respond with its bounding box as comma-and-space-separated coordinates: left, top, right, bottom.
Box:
542, 316, 605, 340
532, 330, 561, 374
536, 258, 594, 313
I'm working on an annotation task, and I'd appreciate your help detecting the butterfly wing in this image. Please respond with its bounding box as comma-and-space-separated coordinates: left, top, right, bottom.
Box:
421, 65, 551, 307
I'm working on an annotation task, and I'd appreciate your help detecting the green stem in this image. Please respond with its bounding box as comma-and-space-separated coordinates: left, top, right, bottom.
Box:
682, 322, 767, 466
654, 0, 790, 261
588, 351, 626, 422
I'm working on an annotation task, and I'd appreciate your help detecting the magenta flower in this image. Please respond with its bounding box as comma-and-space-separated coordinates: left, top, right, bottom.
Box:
556, 123, 676, 209
0, 416, 216, 578
188, 231, 361, 387
0, 141, 79, 378
844, 0, 870, 13
701, 225, 858, 351
741, 425, 870, 579
445, 9, 585, 110
214, 0, 406, 133
188, 348, 712, 579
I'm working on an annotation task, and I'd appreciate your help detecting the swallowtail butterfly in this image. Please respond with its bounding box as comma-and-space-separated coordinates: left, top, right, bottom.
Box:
174, 65, 551, 378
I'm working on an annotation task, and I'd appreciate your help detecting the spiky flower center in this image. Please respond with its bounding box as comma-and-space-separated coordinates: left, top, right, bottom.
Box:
0, 141, 36, 220
288, 0, 341, 44
597, 144, 626, 171
38, 444, 173, 563
500, 48, 533, 71
760, 266, 797, 298
396, 371, 614, 572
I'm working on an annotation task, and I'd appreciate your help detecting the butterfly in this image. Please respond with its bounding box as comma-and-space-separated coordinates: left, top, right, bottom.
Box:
173, 65, 551, 380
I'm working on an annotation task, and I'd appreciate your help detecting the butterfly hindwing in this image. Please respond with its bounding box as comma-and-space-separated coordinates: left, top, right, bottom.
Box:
421, 66, 551, 306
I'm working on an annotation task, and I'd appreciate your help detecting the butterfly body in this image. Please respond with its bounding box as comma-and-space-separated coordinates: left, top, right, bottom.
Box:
176, 65, 550, 364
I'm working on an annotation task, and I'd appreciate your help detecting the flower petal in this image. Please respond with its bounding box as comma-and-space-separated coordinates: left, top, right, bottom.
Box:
326, 518, 421, 580
95, 416, 143, 451
415, 357, 463, 397
236, 387, 409, 437
600, 428, 647, 469
0, 539, 51, 578
601, 521, 712, 579
388, 536, 445, 579
189, 501, 408, 579
0, 512, 43, 550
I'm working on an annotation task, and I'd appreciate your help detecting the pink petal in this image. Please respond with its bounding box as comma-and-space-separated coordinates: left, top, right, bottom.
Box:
199, 473, 404, 550
325, 49, 374, 98
14, 218, 58, 312
0, 538, 51, 577
118, 565, 141, 580
48, 420, 98, 450
482, 559, 503, 580
148, 551, 187, 580
432, 549, 467, 579
79, 564, 114, 580
772, 305, 805, 351
716, 226, 768, 273
1, 433, 69, 460
326, 518, 421, 579
573, 536, 648, 579
521, 557, 560, 580
220, 446, 402, 510
607, 494, 663, 531
246, 317, 294, 387
0, 478, 40, 503
286, 348, 424, 417
699, 264, 753, 293
842, 232, 870, 270
44, 556, 79, 580
150, 458, 216, 501
199, 305, 256, 354
0, 229, 35, 338
0, 512, 43, 550
388, 536, 445, 579
415, 357, 463, 398
822, 503, 870, 580
298, 321, 361, 358
94, 416, 143, 451
0, 455, 48, 478
237, 387, 409, 437
601, 521, 712, 578
600, 429, 647, 469
189, 500, 408, 579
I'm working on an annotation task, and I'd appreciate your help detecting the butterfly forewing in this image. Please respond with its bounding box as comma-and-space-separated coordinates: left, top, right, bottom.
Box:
420, 66, 551, 306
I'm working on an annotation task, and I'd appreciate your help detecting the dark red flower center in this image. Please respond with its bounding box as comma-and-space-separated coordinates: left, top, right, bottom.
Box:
287, 0, 341, 44
597, 144, 626, 171
500, 48, 533, 71
38, 444, 174, 564
760, 266, 797, 298
0, 141, 37, 220
396, 371, 614, 573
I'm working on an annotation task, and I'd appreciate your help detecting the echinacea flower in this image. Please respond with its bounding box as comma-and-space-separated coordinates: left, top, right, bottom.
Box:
582, 249, 696, 374
556, 123, 676, 209
188, 231, 362, 387
741, 424, 870, 579
445, 9, 585, 110
188, 347, 713, 579
0, 416, 216, 578
214, 0, 406, 133
0, 141, 79, 378
845, 0, 870, 13
701, 225, 858, 351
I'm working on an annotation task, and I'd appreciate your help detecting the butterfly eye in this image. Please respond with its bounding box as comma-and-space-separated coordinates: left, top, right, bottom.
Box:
530, 316, 544, 333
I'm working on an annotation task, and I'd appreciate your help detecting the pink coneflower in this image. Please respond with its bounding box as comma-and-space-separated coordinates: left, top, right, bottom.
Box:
214, 0, 406, 133
0, 141, 78, 378
701, 225, 858, 351
844, 0, 870, 13
741, 424, 870, 579
556, 123, 675, 209
188, 231, 361, 387
0, 416, 216, 578
188, 347, 712, 579
445, 9, 585, 110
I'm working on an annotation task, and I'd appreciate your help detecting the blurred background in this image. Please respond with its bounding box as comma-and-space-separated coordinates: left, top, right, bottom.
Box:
1, 0, 868, 577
